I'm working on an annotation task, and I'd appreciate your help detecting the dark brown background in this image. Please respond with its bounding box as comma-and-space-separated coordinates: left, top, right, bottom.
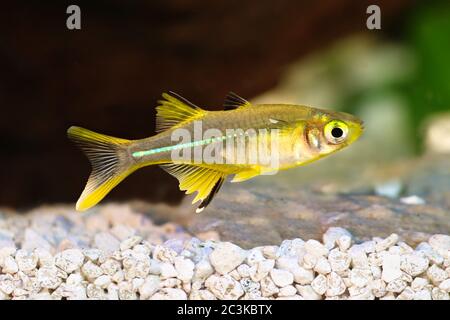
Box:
0, 1, 413, 208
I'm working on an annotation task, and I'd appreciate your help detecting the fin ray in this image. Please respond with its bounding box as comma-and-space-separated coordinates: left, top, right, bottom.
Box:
160, 163, 226, 211
156, 92, 207, 132
68, 126, 136, 211
196, 176, 225, 213
223, 92, 251, 110
231, 169, 260, 183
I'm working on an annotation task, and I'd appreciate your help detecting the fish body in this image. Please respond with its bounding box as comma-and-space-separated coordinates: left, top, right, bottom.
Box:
68, 92, 363, 212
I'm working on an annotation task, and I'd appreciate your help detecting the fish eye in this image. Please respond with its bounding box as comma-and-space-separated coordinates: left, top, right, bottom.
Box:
325, 120, 348, 144
331, 127, 343, 138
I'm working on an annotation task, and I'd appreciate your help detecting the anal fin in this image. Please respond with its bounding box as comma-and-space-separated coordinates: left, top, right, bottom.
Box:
196, 176, 225, 213
161, 164, 226, 212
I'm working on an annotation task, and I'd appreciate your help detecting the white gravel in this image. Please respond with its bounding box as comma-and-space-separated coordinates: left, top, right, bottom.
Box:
0, 205, 450, 300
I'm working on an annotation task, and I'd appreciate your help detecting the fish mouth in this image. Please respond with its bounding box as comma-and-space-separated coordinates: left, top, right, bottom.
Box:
360, 120, 365, 131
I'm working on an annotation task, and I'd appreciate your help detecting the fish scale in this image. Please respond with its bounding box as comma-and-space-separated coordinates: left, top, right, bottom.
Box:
68, 92, 363, 212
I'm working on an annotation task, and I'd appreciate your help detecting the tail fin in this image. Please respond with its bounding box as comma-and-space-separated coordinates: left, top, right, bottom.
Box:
67, 126, 136, 211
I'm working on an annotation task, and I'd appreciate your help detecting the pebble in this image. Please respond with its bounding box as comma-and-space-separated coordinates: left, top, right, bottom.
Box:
123, 252, 151, 279
55, 249, 84, 273
260, 276, 279, 297
400, 253, 429, 276
193, 259, 214, 281
81, 261, 104, 280
374, 180, 402, 198
439, 278, 450, 292
400, 195, 426, 205
277, 239, 305, 258
22, 229, 51, 252
262, 246, 278, 259
276, 257, 313, 284
369, 279, 386, 297
296, 284, 322, 300
205, 274, 244, 300
66, 273, 83, 286
252, 259, 274, 281
337, 235, 352, 252
305, 240, 328, 257
386, 279, 407, 293
153, 245, 178, 263
426, 264, 447, 285
94, 233, 120, 255
376, 234, 399, 252
414, 289, 432, 300
174, 257, 194, 283
37, 266, 61, 289
15, 250, 38, 273
239, 278, 260, 296
311, 274, 327, 295
326, 272, 346, 297
1, 208, 449, 301
323, 227, 352, 250
278, 285, 297, 297
2, 256, 18, 274
210, 242, 247, 275
119, 236, 142, 251
411, 277, 428, 291
396, 287, 415, 300
194, 289, 217, 300
83, 249, 102, 263
328, 249, 351, 272
302, 253, 317, 269
101, 258, 121, 276
270, 268, 294, 287
0, 247, 16, 266
236, 264, 252, 278
350, 268, 372, 288
313, 256, 331, 274
416, 242, 444, 265
153, 288, 187, 300
381, 253, 402, 282
428, 234, 450, 257
348, 245, 369, 268
431, 287, 449, 300
160, 262, 178, 279
94, 275, 111, 288
139, 275, 160, 299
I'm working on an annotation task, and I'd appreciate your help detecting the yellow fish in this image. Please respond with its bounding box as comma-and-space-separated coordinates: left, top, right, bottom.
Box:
68, 92, 364, 213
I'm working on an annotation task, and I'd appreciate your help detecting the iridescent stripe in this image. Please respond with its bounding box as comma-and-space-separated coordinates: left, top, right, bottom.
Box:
132, 135, 231, 158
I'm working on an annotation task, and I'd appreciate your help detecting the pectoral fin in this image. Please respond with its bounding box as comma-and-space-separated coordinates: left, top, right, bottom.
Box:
231, 169, 260, 182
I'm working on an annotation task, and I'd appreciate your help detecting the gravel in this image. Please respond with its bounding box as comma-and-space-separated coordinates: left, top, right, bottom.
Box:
0, 204, 449, 300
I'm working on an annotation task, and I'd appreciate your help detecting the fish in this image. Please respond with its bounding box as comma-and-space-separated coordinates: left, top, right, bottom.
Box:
68, 92, 364, 213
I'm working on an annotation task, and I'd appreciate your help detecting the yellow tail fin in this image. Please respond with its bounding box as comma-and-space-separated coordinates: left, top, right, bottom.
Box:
67, 126, 136, 211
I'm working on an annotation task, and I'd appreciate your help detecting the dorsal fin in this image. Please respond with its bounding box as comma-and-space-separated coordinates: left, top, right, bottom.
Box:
223, 92, 251, 110
155, 92, 207, 132
160, 163, 226, 212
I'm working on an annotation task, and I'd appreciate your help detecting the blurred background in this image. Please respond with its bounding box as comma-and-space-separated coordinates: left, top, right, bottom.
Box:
1, 0, 450, 209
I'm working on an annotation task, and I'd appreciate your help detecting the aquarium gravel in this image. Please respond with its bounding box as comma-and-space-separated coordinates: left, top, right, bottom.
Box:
0, 204, 449, 300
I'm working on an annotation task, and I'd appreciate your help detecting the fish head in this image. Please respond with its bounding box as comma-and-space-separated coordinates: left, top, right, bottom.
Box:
303, 109, 364, 157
